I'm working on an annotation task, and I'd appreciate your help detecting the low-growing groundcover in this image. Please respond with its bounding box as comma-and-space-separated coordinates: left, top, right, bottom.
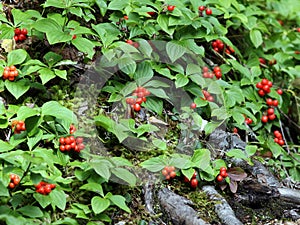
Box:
0, 0, 299, 224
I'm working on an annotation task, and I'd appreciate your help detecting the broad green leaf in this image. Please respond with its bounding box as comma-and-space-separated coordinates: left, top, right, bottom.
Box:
0, 140, 14, 152
226, 149, 248, 160
107, 0, 129, 10
157, 14, 174, 36
175, 74, 189, 88
89, 159, 112, 181
140, 156, 166, 172
71, 37, 96, 59
191, 149, 211, 170
166, 42, 186, 63
50, 189, 66, 210
91, 196, 110, 214
7, 49, 27, 65
41, 101, 77, 124
111, 168, 136, 186
267, 139, 282, 158
33, 193, 52, 208
109, 195, 131, 213
39, 68, 56, 84
250, 29, 263, 48
80, 183, 104, 197
0, 181, 9, 196
16, 206, 43, 218
43, 0, 67, 8
5, 79, 30, 99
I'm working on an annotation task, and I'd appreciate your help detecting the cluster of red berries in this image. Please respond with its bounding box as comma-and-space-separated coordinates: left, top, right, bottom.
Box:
126, 39, 140, 48
256, 78, 273, 96
35, 181, 56, 195
212, 39, 235, 54
245, 117, 253, 125
14, 28, 28, 42
70, 124, 76, 134
167, 5, 175, 12
198, 6, 212, 16
183, 171, 198, 188
59, 136, 85, 152
273, 130, 285, 146
259, 58, 276, 66
202, 90, 214, 102
161, 166, 176, 180
12, 120, 26, 134
216, 167, 228, 182
8, 174, 20, 189
2, 65, 18, 81
261, 107, 276, 123
202, 66, 222, 79
126, 86, 150, 112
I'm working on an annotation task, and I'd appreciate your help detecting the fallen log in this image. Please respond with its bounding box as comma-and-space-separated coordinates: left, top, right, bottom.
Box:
202, 185, 243, 225
157, 188, 210, 225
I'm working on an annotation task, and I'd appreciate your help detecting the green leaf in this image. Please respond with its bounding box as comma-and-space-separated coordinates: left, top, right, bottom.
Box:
245, 145, 257, 157
80, 183, 104, 196
0, 181, 9, 196
111, 168, 136, 186
50, 189, 66, 210
166, 42, 186, 63
5, 79, 30, 99
39, 68, 56, 84
157, 14, 174, 36
191, 149, 211, 170
250, 29, 263, 48
226, 149, 248, 160
33, 193, 51, 208
7, 49, 27, 65
107, 0, 129, 10
175, 74, 189, 88
152, 139, 167, 150
140, 156, 166, 172
41, 101, 77, 124
89, 159, 112, 181
267, 139, 282, 158
71, 37, 96, 59
109, 195, 131, 213
91, 196, 110, 214
43, 0, 67, 8
0, 140, 14, 152
16, 206, 43, 218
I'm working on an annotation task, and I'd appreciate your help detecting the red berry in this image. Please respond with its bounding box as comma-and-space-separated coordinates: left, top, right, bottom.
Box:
273, 100, 279, 107
259, 58, 266, 65
13, 36, 19, 41
267, 108, 275, 115
261, 78, 268, 85
278, 139, 285, 146
274, 137, 279, 143
268, 113, 276, 121
170, 171, 176, 178
258, 89, 265, 96
266, 98, 273, 106
220, 170, 228, 178
21, 28, 28, 35
133, 103, 141, 112
220, 167, 227, 172
162, 169, 168, 176
126, 98, 135, 105
123, 15, 128, 20
135, 98, 143, 105
233, 127, 238, 133
274, 130, 282, 138
72, 34, 77, 40
10, 174, 16, 180
256, 82, 263, 89
147, 11, 156, 16
198, 6, 205, 11
192, 171, 197, 178
190, 102, 197, 109
14, 28, 21, 35
77, 143, 85, 150
44, 185, 52, 194
13, 177, 20, 185
167, 5, 175, 12
216, 175, 223, 182
207, 96, 214, 102
76, 137, 83, 143
245, 118, 252, 125
262, 85, 270, 93
64, 137, 71, 145
9, 182, 15, 189
212, 41, 218, 48
65, 144, 71, 151
261, 115, 268, 123
267, 81, 273, 87
60, 145, 66, 151
184, 176, 190, 183
190, 178, 198, 188
126, 40, 133, 45
18, 34, 26, 41
277, 89, 283, 95
50, 184, 56, 189
205, 8, 212, 15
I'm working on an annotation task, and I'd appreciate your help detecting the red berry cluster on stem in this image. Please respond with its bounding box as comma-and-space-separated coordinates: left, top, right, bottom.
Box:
216, 167, 228, 182
202, 66, 222, 79
59, 136, 85, 152
274, 130, 285, 146
8, 174, 20, 189
2, 65, 18, 81
183, 171, 198, 188
12, 120, 26, 134
14, 28, 28, 42
161, 166, 176, 180
126, 39, 139, 48
198, 5, 212, 16
35, 181, 56, 195
202, 90, 214, 102
256, 78, 273, 96
126, 86, 150, 112
212, 39, 235, 54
